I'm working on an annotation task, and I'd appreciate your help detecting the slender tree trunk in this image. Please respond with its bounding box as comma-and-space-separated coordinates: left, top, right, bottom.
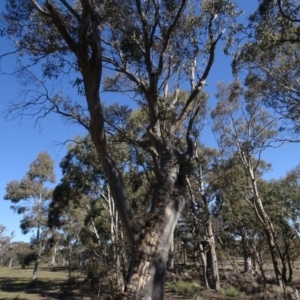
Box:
9, 258, 13, 268
206, 219, 220, 291
248, 164, 284, 286
32, 225, 41, 282
51, 245, 58, 266
264, 228, 283, 286
287, 252, 293, 283
282, 259, 288, 283
241, 235, 253, 274
182, 243, 187, 265
244, 255, 252, 274
199, 242, 210, 289
253, 246, 267, 284
32, 258, 40, 281
167, 238, 174, 270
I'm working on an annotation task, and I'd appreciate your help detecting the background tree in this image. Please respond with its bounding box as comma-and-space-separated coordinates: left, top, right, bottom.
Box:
0, 225, 14, 266
182, 145, 221, 290
6, 241, 31, 268
4, 152, 55, 281
211, 81, 287, 287
211, 161, 269, 281
49, 134, 128, 291
260, 167, 300, 283
233, 0, 300, 132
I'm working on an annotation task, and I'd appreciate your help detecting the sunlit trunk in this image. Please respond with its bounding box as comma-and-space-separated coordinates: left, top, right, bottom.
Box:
248, 163, 283, 286
206, 219, 220, 291
51, 244, 58, 266
32, 259, 40, 281
32, 224, 41, 282
124, 194, 184, 299
9, 258, 13, 268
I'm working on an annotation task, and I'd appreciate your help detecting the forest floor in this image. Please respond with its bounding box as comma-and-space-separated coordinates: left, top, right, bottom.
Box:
0, 264, 300, 299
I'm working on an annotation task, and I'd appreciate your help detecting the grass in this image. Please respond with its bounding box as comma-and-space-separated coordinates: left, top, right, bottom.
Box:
220, 286, 240, 298
166, 280, 201, 298
0, 266, 69, 300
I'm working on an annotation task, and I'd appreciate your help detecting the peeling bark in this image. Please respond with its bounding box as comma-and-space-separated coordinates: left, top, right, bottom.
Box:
125, 194, 185, 299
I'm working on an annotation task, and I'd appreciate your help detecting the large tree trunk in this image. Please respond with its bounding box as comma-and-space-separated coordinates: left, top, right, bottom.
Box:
124, 194, 184, 299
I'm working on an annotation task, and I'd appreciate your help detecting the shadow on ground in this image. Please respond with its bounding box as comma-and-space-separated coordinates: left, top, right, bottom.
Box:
0, 276, 77, 300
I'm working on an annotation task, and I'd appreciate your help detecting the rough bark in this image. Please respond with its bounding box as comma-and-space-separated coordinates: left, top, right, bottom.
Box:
124, 143, 185, 299
124, 193, 185, 299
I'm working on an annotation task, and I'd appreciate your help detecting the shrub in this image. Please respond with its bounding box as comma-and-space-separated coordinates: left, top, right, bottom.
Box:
17, 251, 38, 268
166, 280, 201, 298
220, 286, 240, 298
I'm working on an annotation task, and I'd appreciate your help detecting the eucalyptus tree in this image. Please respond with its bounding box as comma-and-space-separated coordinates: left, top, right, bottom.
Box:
1, 0, 241, 297
0, 225, 14, 266
6, 242, 31, 267
233, 0, 300, 132
260, 167, 300, 283
211, 81, 286, 286
49, 134, 129, 289
4, 152, 55, 281
183, 145, 221, 290
211, 162, 268, 280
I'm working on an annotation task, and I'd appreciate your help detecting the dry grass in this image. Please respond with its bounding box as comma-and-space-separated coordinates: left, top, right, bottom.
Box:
2, 260, 300, 299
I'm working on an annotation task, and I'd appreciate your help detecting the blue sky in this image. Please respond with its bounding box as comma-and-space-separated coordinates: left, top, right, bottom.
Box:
1, 0, 300, 242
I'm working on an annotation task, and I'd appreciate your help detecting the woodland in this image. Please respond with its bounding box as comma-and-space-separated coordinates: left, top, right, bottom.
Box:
1, 0, 300, 299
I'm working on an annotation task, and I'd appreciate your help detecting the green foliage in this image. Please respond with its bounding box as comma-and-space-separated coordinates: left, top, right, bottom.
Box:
27, 152, 56, 183
17, 251, 38, 268
3, 152, 56, 280
220, 286, 240, 298
166, 280, 201, 298
233, 0, 300, 131
4, 152, 55, 235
